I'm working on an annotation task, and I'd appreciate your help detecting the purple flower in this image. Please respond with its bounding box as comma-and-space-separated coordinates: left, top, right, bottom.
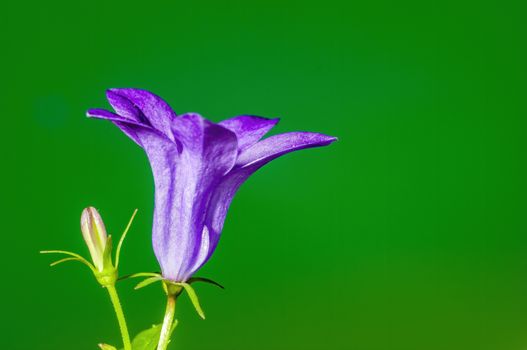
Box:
88, 89, 336, 282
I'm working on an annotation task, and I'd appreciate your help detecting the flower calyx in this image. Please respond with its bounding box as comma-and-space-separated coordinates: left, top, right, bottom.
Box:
124, 272, 224, 320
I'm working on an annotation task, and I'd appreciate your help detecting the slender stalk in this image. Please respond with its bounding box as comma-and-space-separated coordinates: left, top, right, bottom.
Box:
157, 294, 177, 350
106, 284, 132, 350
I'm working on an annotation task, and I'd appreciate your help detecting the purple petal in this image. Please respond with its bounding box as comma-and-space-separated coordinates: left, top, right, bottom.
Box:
236, 131, 337, 168
151, 116, 238, 281
219, 115, 279, 152
106, 90, 148, 124
107, 88, 177, 141
87, 108, 147, 127
87, 108, 145, 146
200, 132, 337, 269
87, 108, 170, 147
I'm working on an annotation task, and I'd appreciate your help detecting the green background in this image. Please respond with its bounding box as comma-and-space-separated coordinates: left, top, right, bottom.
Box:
2, 1, 527, 349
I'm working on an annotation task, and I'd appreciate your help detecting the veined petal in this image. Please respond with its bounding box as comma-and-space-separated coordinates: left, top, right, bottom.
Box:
87, 108, 148, 127
87, 108, 172, 148
107, 88, 177, 141
152, 115, 238, 281
219, 115, 279, 152
87, 108, 145, 146
106, 90, 148, 124
183, 225, 211, 279
236, 132, 337, 168
201, 131, 337, 268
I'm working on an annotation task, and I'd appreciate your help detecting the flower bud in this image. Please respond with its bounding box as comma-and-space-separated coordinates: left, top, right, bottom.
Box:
81, 207, 108, 272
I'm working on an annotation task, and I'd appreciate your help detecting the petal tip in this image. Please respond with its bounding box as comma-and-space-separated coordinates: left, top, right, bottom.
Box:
324, 135, 338, 144
105, 87, 150, 100
106, 87, 131, 94
252, 115, 281, 126
309, 133, 337, 145
105, 88, 132, 99
300, 132, 338, 146
105, 88, 119, 98
86, 108, 102, 118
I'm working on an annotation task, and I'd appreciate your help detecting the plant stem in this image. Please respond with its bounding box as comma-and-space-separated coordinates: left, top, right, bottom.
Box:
157, 294, 177, 350
106, 284, 132, 350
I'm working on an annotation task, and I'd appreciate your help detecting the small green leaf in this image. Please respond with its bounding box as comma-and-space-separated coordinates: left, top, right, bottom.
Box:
98, 343, 117, 350
178, 282, 206, 319
130, 324, 162, 350
126, 321, 179, 350
134, 276, 163, 290
187, 277, 225, 289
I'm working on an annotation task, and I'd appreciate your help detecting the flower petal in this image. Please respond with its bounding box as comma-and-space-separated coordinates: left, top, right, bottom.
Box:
236, 132, 337, 168
201, 131, 337, 268
219, 115, 279, 152
87, 108, 147, 127
87, 108, 171, 148
87, 108, 144, 146
106, 90, 148, 124
107, 88, 177, 140
151, 115, 238, 281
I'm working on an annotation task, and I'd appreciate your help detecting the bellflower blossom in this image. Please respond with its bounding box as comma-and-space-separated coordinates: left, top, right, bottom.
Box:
87, 89, 336, 282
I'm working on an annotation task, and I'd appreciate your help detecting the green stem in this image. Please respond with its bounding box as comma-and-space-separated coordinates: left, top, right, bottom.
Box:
106, 284, 132, 350
157, 294, 177, 350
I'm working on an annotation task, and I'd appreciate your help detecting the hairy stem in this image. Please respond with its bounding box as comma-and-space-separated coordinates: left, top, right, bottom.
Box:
157, 294, 177, 350
106, 284, 132, 350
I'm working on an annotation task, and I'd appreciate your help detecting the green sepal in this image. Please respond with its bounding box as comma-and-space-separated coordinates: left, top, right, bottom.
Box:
50, 257, 84, 267
98, 343, 117, 350
177, 282, 206, 319
92, 235, 119, 286
103, 235, 114, 269
118, 272, 161, 281
188, 277, 225, 289
40, 250, 96, 273
114, 209, 138, 269
134, 276, 163, 290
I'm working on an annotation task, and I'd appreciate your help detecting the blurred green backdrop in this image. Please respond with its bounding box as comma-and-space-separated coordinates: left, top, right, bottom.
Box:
2, 0, 527, 349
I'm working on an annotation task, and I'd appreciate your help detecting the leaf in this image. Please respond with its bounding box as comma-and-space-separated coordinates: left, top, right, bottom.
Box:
134, 276, 163, 290
178, 282, 206, 319
130, 324, 162, 350
187, 277, 225, 289
98, 343, 117, 350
